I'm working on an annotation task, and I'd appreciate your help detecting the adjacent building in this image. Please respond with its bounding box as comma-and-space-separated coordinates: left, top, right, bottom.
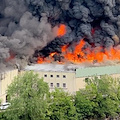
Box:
0, 69, 18, 103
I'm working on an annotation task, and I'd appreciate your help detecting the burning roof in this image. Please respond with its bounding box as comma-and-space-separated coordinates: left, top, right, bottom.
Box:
1, 0, 120, 70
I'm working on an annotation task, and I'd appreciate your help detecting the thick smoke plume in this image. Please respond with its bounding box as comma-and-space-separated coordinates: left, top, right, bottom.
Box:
0, 0, 58, 71
33, 0, 120, 57
0, 0, 120, 71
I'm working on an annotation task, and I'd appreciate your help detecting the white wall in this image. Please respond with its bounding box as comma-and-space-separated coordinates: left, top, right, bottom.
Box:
0, 69, 18, 103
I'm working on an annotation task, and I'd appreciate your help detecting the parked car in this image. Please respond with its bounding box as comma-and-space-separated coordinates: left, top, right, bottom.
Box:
0, 102, 10, 110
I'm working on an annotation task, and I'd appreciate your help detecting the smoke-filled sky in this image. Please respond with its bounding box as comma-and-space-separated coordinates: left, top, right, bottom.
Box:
0, 0, 120, 70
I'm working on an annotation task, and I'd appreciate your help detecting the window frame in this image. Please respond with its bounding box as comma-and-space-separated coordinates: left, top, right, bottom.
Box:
56, 75, 59, 78
63, 83, 66, 88
50, 75, 53, 78
50, 83, 54, 88
56, 83, 60, 87
63, 75, 66, 78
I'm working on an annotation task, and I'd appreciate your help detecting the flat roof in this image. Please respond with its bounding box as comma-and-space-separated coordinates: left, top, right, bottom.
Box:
24, 63, 84, 72
76, 65, 120, 77
24, 64, 120, 77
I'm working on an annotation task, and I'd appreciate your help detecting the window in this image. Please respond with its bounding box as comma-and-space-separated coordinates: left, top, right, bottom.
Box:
63, 83, 66, 88
56, 83, 60, 87
56, 75, 59, 78
44, 74, 47, 77
50, 83, 53, 88
63, 75, 66, 78
50, 75, 53, 77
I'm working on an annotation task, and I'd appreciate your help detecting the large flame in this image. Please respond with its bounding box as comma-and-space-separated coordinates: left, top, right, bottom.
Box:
37, 39, 120, 64
61, 40, 120, 63
37, 25, 120, 64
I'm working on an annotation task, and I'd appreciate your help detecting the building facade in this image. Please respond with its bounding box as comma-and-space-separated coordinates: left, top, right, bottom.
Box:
0, 69, 18, 103
25, 64, 120, 93
1, 64, 120, 103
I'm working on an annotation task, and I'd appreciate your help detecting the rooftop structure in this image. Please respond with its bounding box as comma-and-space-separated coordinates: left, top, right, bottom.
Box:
76, 65, 120, 77
25, 64, 120, 77
25, 63, 84, 72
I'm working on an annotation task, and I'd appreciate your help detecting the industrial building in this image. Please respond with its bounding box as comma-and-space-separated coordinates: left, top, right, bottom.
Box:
24, 64, 120, 93
1, 64, 120, 103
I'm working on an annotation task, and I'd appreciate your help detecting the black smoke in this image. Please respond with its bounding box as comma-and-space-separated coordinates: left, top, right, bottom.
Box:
0, 0, 120, 70
31, 0, 120, 57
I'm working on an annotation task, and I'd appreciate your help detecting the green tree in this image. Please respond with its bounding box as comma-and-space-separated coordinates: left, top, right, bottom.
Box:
5, 71, 49, 120
47, 88, 77, 120
75, 89, 94, 120
75, 75, 120, 119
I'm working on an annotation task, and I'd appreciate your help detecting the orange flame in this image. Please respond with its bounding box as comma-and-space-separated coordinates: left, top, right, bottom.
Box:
50, 52, 57, 57
37, 39, 120, 64
62, 40, 86, 63
57, 24, 66, 37
37, 57, 44, 64
61, 40, 120, 64
37, 52, 58, 64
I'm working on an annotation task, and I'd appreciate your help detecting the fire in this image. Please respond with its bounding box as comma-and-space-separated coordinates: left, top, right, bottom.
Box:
62, 40, 86, 63
37, 52, 58, 64
5, 52, 15, 62
61, 40, 120, 63
37, 39, 120, 64
57, 24, 66, 37
50, 52, 57, 57
37, 57, 45, 64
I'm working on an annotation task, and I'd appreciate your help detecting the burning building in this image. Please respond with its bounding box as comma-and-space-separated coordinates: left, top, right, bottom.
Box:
1, 0, 120, 102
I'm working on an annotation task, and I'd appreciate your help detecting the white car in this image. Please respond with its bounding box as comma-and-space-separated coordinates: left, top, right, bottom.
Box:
0, 102, 10, 110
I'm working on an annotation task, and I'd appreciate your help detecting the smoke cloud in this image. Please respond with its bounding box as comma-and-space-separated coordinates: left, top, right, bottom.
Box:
33, 0, 120, 56
0, 0, 57, 71
0, 0, 120, 70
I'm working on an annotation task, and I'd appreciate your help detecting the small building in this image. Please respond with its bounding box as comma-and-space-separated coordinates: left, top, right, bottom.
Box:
25, 64, 78, 93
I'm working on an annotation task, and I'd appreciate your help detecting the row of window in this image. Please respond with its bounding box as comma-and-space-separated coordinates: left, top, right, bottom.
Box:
44, 74, 66, 78
50, 83, 66, 88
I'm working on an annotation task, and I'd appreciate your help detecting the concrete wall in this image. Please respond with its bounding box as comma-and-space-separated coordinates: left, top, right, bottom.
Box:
75, 77, 86, 91
111, 74, 120, 78
0, 69, 18, 103
35, 71, 76, 93
75, 74, 120, 92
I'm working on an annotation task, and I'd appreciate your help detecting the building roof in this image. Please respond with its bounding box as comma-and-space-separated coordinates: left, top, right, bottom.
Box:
76, 65, 120, 78
25, 64, 84, 72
